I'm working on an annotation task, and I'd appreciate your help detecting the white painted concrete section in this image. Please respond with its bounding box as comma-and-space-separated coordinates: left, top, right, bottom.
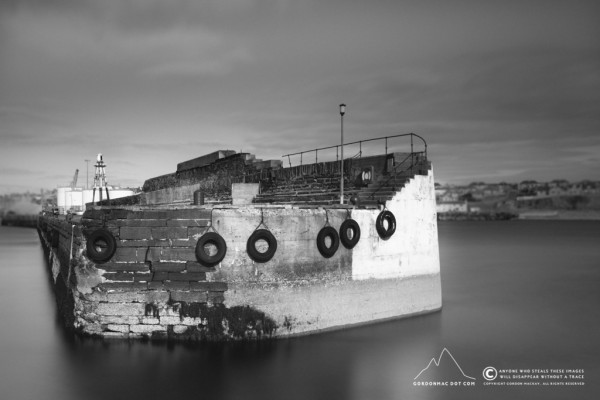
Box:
351, 168, 440, 280
231, 183, 260, 205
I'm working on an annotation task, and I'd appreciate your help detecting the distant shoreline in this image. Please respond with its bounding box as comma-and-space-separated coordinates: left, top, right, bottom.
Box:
518, 210, 600, 220
438, 210, 600, 221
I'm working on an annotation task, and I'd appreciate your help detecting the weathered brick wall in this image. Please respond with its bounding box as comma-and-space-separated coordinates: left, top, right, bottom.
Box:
81, 208, 221, 291
38, 209, 255, 340
39, 205, 357, 339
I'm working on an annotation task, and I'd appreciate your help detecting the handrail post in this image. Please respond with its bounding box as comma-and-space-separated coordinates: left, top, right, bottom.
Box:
359, 141, 362, 158
300, 153, 303, 166
315, 150, 318, 164
411, 134, 414, 175
385, 137, 388, 155
340, 105, 345, 205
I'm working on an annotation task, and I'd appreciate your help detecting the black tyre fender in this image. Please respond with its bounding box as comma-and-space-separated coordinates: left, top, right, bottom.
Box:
376, 210, 396, 239
316, 226, 340, 258
195, 232, 227, 267
246, 229, 278, 263
86, 228, 117, 263
339, 219, 361, 249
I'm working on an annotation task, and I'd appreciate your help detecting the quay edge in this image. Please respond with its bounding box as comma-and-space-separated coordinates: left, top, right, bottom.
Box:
37, 149, 442, 340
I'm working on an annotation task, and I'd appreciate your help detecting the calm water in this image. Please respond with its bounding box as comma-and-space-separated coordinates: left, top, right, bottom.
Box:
0, 221, 598, 400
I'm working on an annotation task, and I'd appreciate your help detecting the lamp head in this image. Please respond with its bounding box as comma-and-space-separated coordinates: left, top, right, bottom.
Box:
339, 103, 346, 116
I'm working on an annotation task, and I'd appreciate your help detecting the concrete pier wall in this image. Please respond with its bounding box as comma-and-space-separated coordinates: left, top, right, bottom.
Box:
38, 166, 440, 340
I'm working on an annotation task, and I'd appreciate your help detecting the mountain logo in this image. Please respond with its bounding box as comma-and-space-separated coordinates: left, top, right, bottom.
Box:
414, 348, 476, 382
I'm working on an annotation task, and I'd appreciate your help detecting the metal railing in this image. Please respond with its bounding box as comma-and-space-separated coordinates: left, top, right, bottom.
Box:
282, 133, 427, 167
368, 151, 427, 200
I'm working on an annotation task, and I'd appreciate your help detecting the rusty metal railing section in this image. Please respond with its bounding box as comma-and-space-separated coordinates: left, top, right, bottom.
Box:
281, 133, 427, 168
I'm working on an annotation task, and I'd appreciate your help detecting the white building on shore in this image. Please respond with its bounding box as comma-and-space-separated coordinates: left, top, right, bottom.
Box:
56, 187, 136, 214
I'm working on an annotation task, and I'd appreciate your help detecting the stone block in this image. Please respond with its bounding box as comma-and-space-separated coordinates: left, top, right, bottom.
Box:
181, 317, 202, 326
99, 316, 141, 325
99, 282, 148, 291
170, 239, 193, 247
107, 324, 130, 333
119, 227, 152, 240
173, 325, 188, 334
119, 239, 155, 247
100, 262, 150, 272
117, 219, 167, 227
160, 316, 181, 325
114, 247, 146, 263
152, 262, 186, 272
150, 247, 196, 262
81, 323, 104, 335
102, 332, 130, 339
152, 271, 169, 281
111, 209, 130, 219
163, 281, 190, 291
141, 317, 160, 325
133, 273, 151, 282
207, 292, 225, 304
130, 325, 167, 334
167, 219, 210, 227
167, 272, 206, 281
170, 209, 212, 219
186, 262, 215, 273
161, 303, 181, 316
102, 272, 134, 282
85, 291, 144, 303
188, 227, 209, 237
145, 290, 170, 303
128, 210, 169, 220
170, 291, 208, 303
95, 302, 146, 316
190, 281, 228, 292
82, 210, 104, 220
151, 227, 188, 240
147, 282, 165, 290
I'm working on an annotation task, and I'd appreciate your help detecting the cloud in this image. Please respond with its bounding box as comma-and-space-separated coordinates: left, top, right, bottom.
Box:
0, 167, 38, 176
1, 0, 599, 193
1, 10, 253, 80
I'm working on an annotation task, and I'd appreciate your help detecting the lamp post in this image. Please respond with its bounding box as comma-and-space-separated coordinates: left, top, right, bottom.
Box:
339, 103, 346, 204
85, 159, 90, 189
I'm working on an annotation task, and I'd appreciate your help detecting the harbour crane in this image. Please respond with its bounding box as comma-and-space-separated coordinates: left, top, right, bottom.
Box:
70, 169, 79, 189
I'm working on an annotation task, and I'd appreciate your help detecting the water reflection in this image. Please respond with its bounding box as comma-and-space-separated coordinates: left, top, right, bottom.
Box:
1, 222, 598, 400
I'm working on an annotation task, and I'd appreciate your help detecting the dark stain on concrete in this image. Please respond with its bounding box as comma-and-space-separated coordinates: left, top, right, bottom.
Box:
177, 302, 277, 341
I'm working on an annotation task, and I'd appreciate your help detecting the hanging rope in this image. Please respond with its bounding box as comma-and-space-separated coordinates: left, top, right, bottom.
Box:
323, 209, 331, 227
205, 207, 220, 234
253, 208, 270, 232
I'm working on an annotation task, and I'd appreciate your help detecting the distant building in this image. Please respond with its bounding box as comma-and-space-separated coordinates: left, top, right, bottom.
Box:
437, 201, 468, 213
436, 190, 460, 203
56, 187, 136, 214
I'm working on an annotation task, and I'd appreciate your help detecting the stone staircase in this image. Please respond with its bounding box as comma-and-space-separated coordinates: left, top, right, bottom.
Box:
254, 160, 431, 207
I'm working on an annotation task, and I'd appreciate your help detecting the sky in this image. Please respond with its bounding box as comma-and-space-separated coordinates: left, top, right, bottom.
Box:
1, 0, 599, 193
